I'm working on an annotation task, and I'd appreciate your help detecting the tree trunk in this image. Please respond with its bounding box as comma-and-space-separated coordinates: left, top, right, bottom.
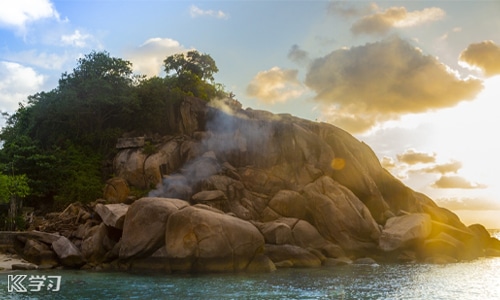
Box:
8, 196, 17, 231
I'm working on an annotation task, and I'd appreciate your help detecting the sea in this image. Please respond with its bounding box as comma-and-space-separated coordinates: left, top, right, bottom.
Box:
1, 231, 499, 300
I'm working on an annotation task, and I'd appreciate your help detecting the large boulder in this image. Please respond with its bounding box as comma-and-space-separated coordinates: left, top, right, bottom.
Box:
302, 176, 381, 253
266, 190, 308, 220
253, 221, 293, 245
22, 239, 58, 267
379, 213, 432, 252
282, 218, 345, 258
165, 205, 265, 272
420, 232, 468, 260
114, 139, 184, 189
94, 203, 129, 230
81, 223, 115, 264
103, 177, 130, 203
119, 197, 188, 259
52, 236, 85, 267
108, 98, 496, 267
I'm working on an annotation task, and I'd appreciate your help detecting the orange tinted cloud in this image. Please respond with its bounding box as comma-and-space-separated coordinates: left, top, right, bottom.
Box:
397, 149, 436, 165
423, 160, 462, 174
351, 6, 445, 35
305, 37, 483, 133
381, 156, 396, 170
246, 67, 304, 104
433, 175, 487, 189
459, 40, 500, 77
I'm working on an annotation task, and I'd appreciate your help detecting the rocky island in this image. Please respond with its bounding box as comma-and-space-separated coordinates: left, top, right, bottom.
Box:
2, 96, 499, 273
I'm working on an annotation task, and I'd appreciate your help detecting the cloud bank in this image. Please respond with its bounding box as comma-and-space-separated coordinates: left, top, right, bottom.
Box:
459, 40, 500, 77
305, 37, 483, 133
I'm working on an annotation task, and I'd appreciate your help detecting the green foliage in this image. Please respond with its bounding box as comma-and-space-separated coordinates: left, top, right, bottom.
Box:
163, 50, 220, 100
142, 141, 157, 156
53, 145, 103, 210
0, 174, 31, 204
133, 76, 181, 134
164, 50, 218, 82
0, 49, 227, 212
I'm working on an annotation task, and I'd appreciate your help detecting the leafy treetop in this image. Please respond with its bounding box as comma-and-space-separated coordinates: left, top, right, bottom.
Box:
164, 50, 219, 83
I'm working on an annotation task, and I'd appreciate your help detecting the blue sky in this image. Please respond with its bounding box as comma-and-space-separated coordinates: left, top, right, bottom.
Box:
1, 0, 500, 226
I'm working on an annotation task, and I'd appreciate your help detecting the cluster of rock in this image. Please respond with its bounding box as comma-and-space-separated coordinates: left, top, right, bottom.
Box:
9, 97, 500, 272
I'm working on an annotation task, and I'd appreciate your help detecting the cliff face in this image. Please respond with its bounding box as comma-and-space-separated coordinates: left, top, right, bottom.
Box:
10, 97, 498, 273
107, 97, 499, 270
115, 97, 437, 223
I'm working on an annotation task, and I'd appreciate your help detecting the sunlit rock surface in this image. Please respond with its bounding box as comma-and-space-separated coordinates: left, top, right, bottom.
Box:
6, 97, 500, 272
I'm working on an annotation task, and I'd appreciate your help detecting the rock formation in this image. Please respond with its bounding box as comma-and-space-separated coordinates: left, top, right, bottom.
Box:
5, 97, 500, 272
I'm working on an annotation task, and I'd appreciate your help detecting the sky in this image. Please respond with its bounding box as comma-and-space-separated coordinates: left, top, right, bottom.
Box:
1, 0, 500, 227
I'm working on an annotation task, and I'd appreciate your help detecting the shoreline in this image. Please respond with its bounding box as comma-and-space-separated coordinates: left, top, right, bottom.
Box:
0, 252, 29, 271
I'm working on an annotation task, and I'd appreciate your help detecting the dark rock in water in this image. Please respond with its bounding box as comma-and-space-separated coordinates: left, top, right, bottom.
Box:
353, 257, 378, 265
424, 255, 458, 264
264, 244, 322, 268
12, 263, 38, 270
324, 257, 353, 267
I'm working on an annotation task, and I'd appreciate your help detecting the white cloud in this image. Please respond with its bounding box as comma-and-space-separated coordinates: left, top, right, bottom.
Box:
395, 7, 445, 28
0, 61, 45, 112
0, 0, 61, 33
4, 50, 71, 70
189, 5, 228, 19
125, 38, 192, 77
61, 30, 92, 48
246, 67, 304, 104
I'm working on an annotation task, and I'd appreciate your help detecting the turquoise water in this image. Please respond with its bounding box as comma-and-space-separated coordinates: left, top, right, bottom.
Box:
1, 257, 500, 299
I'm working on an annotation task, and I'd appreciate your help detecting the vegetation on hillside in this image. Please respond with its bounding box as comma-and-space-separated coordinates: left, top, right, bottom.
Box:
0, 50, 227, 227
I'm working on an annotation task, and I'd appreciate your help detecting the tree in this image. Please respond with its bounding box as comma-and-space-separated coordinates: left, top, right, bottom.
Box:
0, 49, 227, 213
0, 173, 30, 230
164, 50, 218, 82
0, 51, 137, 211
56, 51, 136, 148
